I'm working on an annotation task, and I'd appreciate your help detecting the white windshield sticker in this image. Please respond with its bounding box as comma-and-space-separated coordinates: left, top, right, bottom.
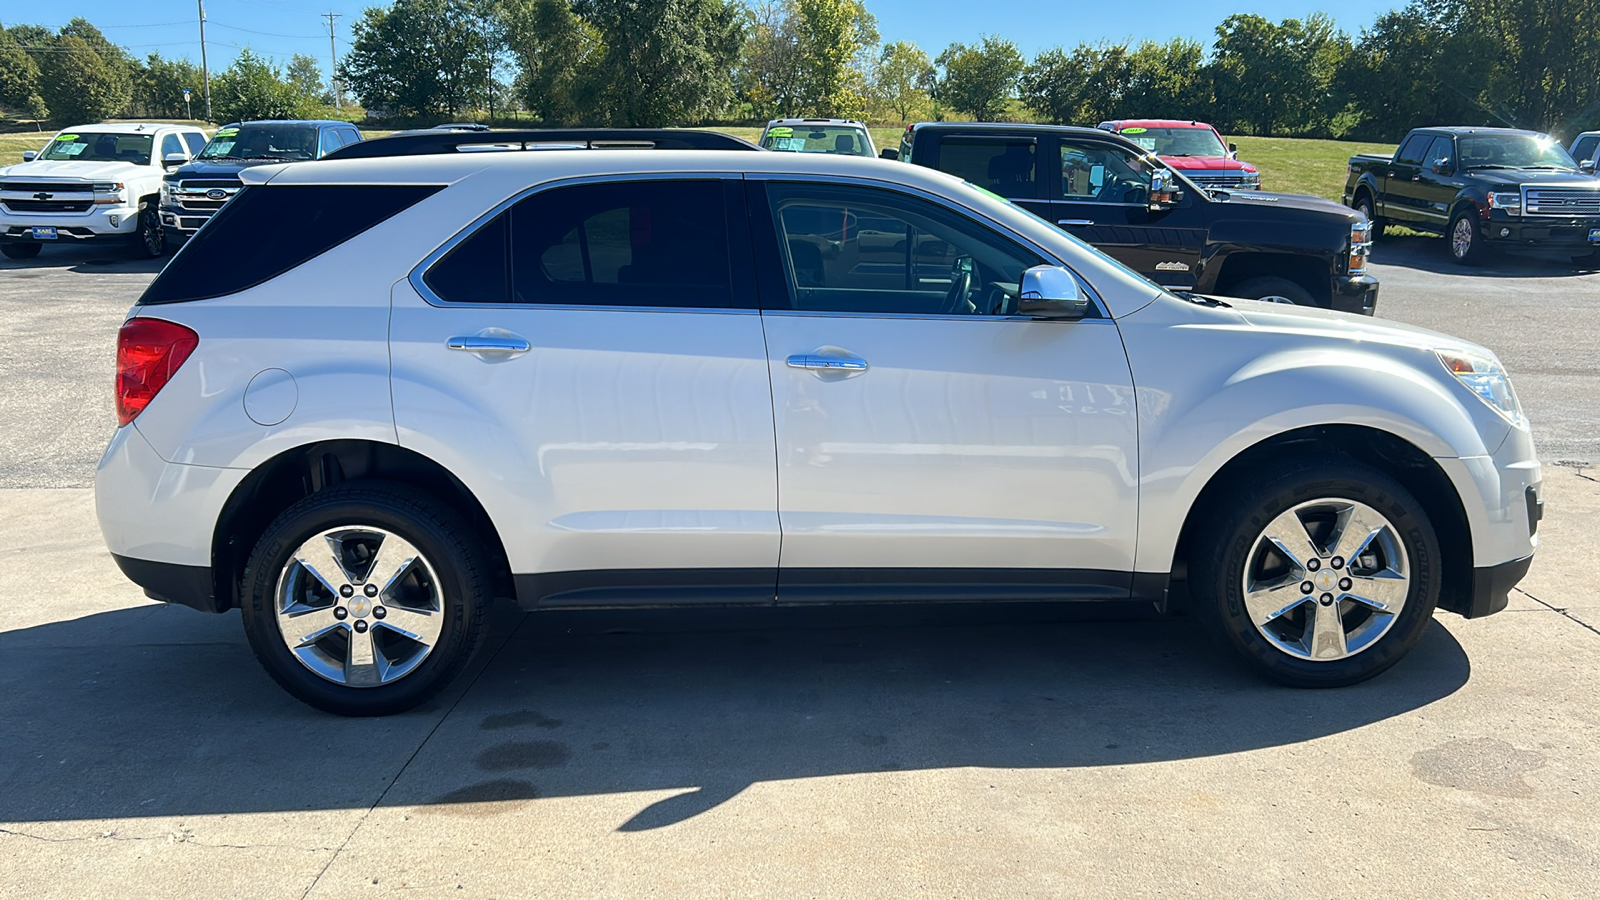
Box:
1131, 137, 1157, 151
774, 137, 807, 152
208, 141, 236, 156
59, 143, 87, 156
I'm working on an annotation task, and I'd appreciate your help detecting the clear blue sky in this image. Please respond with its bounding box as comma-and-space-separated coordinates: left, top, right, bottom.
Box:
5, 0, 1403, 78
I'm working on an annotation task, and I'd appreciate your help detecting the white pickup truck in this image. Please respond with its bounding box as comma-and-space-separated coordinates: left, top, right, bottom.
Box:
0, 123, 207, 260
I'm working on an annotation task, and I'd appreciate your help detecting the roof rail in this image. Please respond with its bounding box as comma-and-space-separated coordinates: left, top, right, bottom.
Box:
322, 128, 761, 160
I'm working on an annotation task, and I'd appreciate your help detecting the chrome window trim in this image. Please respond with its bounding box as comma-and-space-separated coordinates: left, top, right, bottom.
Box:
759, 308, 1116, 324
409, 171, 745, 311
746, 172, 1112, 320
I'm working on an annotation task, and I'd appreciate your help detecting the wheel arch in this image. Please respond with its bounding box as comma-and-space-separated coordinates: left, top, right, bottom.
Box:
209, 439, 514, 612
1168, 424, 1475, 617
1210, 252, 1332, 304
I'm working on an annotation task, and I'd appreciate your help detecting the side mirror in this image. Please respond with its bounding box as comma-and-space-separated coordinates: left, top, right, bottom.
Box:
1148, 169, 1185, 210
879, 148, 899, 161
163, 152, 189, 168
1431, 158, 1453, 176
1018, 265, 1091, 320
1582, 159, 1597, 175
1227, 142, 1238, 159
21, 150, 36, 162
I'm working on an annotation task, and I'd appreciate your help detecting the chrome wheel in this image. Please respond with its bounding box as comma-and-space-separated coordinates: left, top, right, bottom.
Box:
274, 526, 444, 687
1451, 217, 1474, 259
1241, 498, 1411, 662
1259, 294, 1296, 304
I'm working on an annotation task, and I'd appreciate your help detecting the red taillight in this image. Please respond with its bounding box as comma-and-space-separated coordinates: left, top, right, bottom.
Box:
116, 317, 198, 426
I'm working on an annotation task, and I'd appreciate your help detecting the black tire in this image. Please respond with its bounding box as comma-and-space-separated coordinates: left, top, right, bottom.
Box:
1189, 456, 1441, 688
239, 482, 493, 716
1446, 207, 1490, 266
1, 242, 41, 259
132, 203, 166, 258
1571, 249, 1600, 268
1226, 275, 1317, 307
1353, 193, 1387, 240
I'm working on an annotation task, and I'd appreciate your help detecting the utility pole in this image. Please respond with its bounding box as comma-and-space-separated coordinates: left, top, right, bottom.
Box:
322, 12, 344, 108
197, 0, 212, 121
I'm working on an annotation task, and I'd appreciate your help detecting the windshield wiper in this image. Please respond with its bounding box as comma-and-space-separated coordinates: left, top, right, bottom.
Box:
1465, 164, 1515, 170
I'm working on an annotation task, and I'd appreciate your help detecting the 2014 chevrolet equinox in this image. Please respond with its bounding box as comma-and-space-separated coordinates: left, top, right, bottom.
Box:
96, 143, 1541, 715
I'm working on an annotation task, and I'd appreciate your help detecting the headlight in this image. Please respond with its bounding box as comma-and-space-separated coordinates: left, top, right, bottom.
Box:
1438, 350, 1525, 427
92, 181, 126, 206
1240, 171, 1261, 188
160, 182, 172, 204
1488, 192, 1521, 215
1348, 222, 1371, 274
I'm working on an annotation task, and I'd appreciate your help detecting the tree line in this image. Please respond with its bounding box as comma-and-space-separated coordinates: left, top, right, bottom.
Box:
4, 0, 1599, 141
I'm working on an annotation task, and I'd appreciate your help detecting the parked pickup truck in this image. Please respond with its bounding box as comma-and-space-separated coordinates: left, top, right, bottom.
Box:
1345, 127, 1600, 265
1097, 119, 1261, 190
0, 123, 207, 259
161, 120, 362, 245
887, 122, 1376, 313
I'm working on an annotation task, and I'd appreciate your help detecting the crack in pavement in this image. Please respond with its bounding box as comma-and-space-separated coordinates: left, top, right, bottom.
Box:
0, 826, 335, 852
1515, 587, 1600, 637
296, 612, 531, 900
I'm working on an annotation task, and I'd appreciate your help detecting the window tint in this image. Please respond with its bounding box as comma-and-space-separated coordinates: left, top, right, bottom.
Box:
338, 128, 362, 147
183, 131, 207, 155
1060, 142, 1152, 203
161, 133, 185, 160
1573, 136, 1599, 164
936, 138, 1037, 199
1424, 136, 1455, 168
140, 184, 442, 305
764, 181, 1047, 316
1395, 134, 1432, 166
319, 129, 342, 157
423, 212, 509, 303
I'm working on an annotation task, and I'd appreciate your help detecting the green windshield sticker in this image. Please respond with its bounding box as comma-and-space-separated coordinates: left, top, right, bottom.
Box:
54, 134, 79, 142
767, 127, 792, 138
1120, 127, 1147, 134
213, 128, 238, 138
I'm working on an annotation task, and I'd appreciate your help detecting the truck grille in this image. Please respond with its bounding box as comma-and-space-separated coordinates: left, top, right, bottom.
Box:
0, 182, 92, 193
3, 199, 93, 213
1524, 188, 1600, 216
1184, 173, 1258, 190
174, 179, 242, 213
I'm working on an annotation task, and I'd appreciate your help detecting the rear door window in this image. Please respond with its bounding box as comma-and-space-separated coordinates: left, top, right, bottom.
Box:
319, 129, 342, 157
1395, 134, 1432, 166
1424, 136, 1455, 170
161, 133, 185, 161
139, 184, 442, 304
935, 137, 1038, 200
183, 132, 207, 155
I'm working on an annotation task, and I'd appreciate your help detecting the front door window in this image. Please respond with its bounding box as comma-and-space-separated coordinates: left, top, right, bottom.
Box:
1060, 142, 1152, 205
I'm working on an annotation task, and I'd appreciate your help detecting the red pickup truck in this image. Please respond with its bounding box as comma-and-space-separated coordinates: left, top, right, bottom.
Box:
1097, 119, 1261, 190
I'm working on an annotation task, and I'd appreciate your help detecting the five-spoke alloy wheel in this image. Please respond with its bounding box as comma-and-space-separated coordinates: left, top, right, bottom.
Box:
1192, 457, 1440, 687
241, 483, 492, 716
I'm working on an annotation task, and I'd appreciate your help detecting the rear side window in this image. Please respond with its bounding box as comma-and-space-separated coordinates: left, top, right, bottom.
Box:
319, 129, 342, 157
423, 180, 734, 308
936, 138, 1037, 200
1395, 134, 1432, 166
139, 184, 442, 305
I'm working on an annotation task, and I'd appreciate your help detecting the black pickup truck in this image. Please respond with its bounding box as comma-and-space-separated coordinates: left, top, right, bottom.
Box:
886, 122, 1377, 313
1344, 126, 1600, 265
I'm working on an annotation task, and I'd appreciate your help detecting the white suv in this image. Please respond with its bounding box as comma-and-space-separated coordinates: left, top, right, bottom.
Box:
96, 140, 1541, 715
0, 123, 207, 259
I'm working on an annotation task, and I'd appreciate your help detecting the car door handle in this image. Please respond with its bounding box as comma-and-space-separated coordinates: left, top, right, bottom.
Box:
1058, 218, 1094, 226
447, 333, 531, 357
787, 354, 868, 371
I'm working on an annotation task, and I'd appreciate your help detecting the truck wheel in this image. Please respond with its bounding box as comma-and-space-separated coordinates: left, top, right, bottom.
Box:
1447, 208, 1490, 266
1227, 276, 1316, 307
239, 482, 494, 716
132, 205, 166, 258
1, 242, 42, 260
1354, 194, 1387, 239
1189, 456, 1441, 687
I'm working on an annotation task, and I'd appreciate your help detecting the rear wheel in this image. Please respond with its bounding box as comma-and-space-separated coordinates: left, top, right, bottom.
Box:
240, 482, 493, 716
1354, 194, 1387, 239
1447, 208, 1490, 266
1, 242, 41, 259
1189, 457, 1440, 687
1226, 275, 1316, 307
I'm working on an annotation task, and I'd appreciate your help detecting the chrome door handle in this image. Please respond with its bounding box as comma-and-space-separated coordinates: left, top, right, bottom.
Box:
447, 335, 531, 353
1058, 218, 1094, 226
787, 354, 868, 371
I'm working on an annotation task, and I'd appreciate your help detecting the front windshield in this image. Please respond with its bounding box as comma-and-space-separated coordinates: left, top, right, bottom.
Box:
40, 132, 154, 165
1459, 134, 1577, 170
1118, 126, 1228, 158
761, 125, 872, 156
199, 124, 320, 161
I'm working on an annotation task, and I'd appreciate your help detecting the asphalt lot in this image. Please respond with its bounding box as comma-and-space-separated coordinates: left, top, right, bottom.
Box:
2, 237, 1599, 897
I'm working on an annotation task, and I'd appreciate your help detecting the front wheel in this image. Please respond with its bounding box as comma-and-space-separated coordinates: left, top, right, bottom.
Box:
1226, 275, 1316, 307
132, 204, 166, 258
240, 482, 493, 716
1447, 208, 1490, 266
1190, 457, 1440, 687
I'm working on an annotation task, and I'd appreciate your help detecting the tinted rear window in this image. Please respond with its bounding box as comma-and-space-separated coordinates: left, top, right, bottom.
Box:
140, 184, 442, 305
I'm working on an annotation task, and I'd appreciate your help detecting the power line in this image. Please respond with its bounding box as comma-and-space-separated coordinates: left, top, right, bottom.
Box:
210, 22, 324, 39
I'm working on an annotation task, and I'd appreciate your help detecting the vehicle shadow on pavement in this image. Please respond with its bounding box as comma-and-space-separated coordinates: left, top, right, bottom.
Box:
0, 247, 167, 276
0, 600, 1470, 830
1370, 235, 1600, 278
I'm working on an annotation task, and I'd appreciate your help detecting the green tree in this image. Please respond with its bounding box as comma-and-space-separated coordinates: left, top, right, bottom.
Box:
1210, 13, 1352, 137
38, 35, 128, 124
503, 0, 605, 124
0, 28, 48, 120
792, 0, 873, 118
342, 0, 500, 118
1123, 38, 1210, 121
570, 0, 745, 126
286, 54, 328, 106
935, 35, 1023, 120
873, 40, 934, 122
1021, 43, 1127, 125
212, 49, 312, 122
134, 52, 203, 118
735, 0, 803, 121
